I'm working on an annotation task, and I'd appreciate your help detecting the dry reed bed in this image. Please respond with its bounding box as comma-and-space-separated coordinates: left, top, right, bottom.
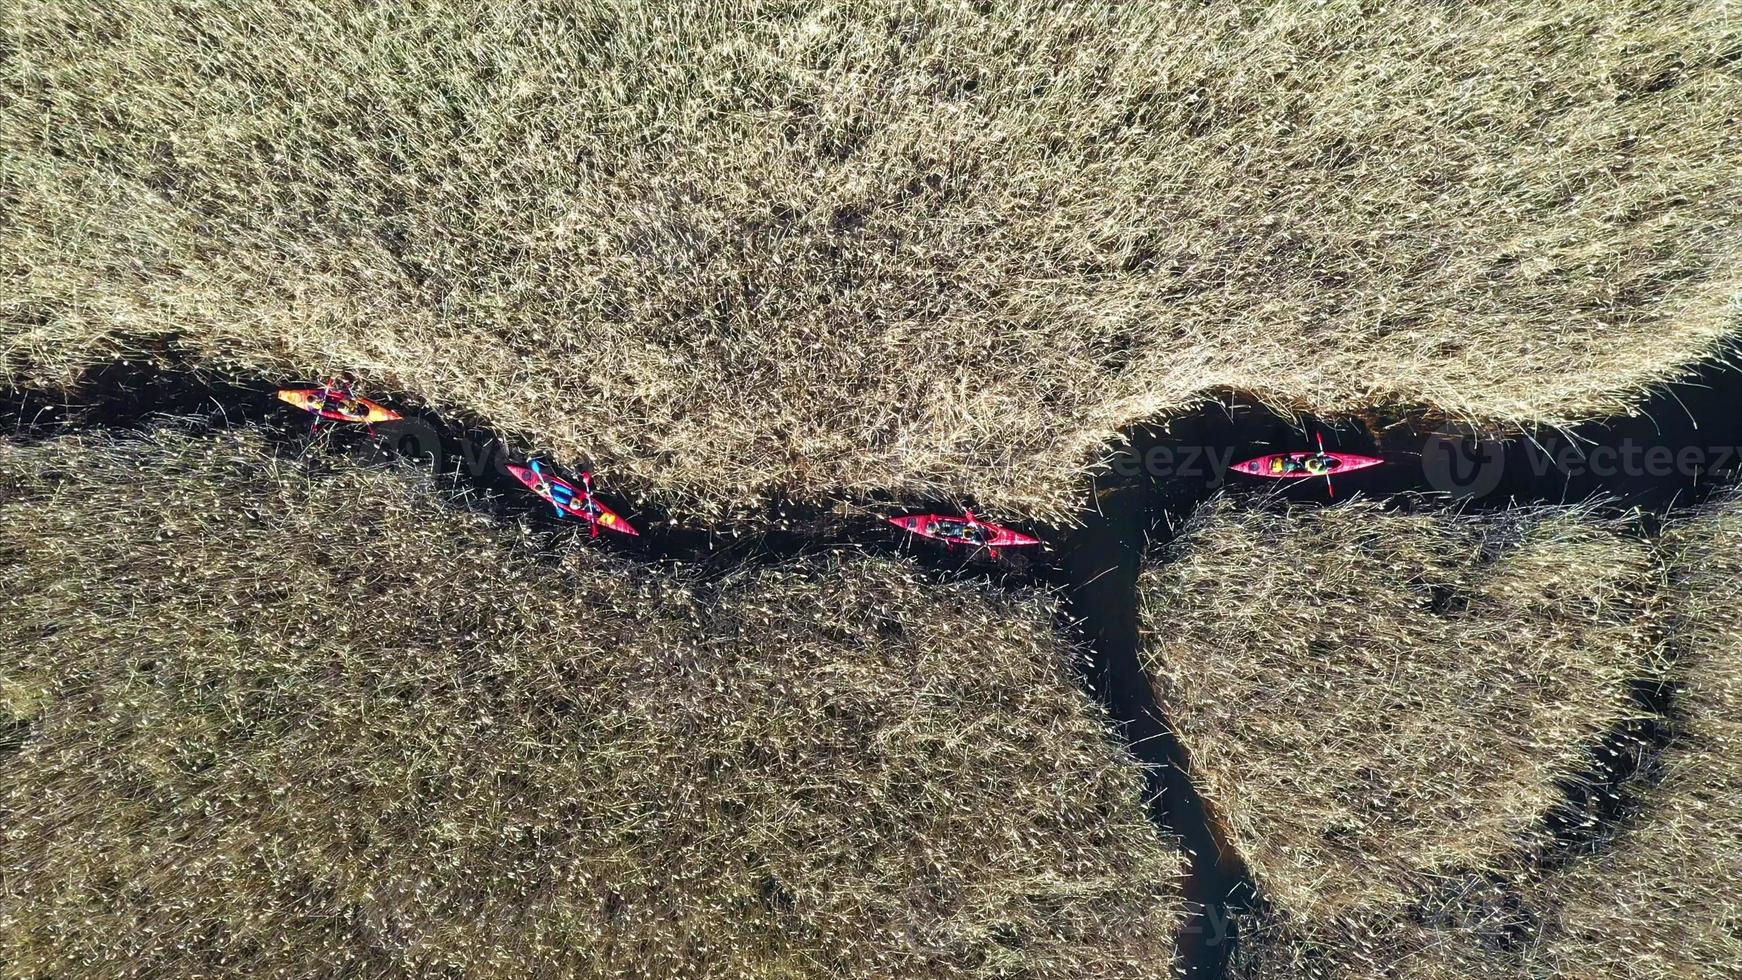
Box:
1184, 498, 1742, 980
1514, 496, 1742, 980
0, 428, 1182, 979
1137, 499, 1667, 927
5, 1, 1740, 518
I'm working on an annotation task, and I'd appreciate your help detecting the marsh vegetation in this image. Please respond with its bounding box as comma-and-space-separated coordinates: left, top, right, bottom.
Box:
4, 2, 1740, 976
1145, 498, 1742, 980
1140, 500, 1666, 919
6, 1, 1739, 517
0, 429, 1183, 978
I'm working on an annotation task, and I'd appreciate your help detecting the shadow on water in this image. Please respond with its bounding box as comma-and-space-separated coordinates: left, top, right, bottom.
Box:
7, 340, 1742, 980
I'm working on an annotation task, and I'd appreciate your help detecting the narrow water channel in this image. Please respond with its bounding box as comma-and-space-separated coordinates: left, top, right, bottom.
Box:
1049, 477, 1256, 979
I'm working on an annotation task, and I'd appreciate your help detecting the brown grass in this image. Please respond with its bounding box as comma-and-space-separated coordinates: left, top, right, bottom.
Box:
0, 428, 1183, 979
1518, 496, 1742, 979
1138, 499, 1666, 924
5, 2, 1740, 518
1218, 496, 1742, 980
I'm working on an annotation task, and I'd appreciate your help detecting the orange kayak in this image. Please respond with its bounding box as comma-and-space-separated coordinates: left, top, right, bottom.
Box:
276, 387, 402, 424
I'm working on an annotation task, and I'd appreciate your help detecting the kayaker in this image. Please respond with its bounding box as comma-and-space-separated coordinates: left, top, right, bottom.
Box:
526, 462, 558, 501
1274, 453, 1338, 475
315, 381, 365, 419
945, 521, 991, 544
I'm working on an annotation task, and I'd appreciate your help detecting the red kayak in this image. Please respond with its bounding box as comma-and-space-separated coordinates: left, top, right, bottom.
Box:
276, 383, 402, 424
508, 461, 640, 537
1232, 451, 1385, 478
887, 512, 1041, 554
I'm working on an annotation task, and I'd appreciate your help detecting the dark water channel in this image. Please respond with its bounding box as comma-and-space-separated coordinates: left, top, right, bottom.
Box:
6, 343, 1742, 979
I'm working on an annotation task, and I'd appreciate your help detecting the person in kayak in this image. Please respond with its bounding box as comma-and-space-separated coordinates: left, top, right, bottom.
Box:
314, 380, 367, 420
547, 479, 589, 516
1272, 453, 1341, 475
528, 463, 608, 521
935, 520, 991, 545
527, 460, 566, 506
575, 493, 604, 520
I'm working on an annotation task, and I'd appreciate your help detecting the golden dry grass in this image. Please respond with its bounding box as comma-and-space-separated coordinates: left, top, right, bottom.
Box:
0, 429, 1183, 979
1517, 496, 1742, 980
1219, 497, 1742, 980
5, 1, 1740, 518
1138, 500, 1666, 924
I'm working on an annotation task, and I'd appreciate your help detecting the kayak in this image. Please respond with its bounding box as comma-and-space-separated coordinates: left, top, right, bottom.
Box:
887, 513, 1041, 549
1232, 451, 1385, 478
276, 387, 402, 424
508, 463, 640, 537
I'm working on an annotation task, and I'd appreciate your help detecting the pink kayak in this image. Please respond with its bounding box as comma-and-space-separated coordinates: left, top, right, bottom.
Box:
1232, 451, 1385, 479
887, 512, 1041, 552
508, 462, 640, 537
